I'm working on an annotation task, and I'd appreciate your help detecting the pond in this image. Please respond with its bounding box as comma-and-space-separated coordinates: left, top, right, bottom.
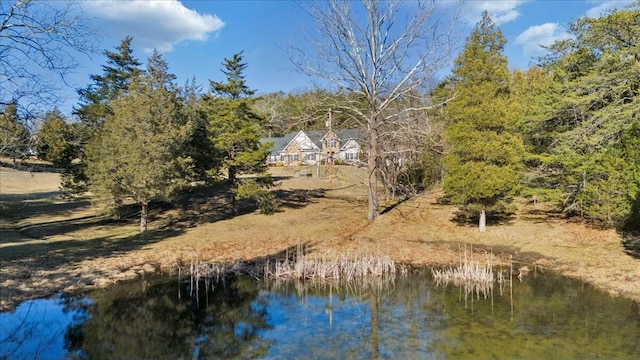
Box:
1, 267, 639, 359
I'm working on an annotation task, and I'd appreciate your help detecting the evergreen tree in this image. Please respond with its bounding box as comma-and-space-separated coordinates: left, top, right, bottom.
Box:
442, 12, 525, 230
181, 77, 219, 181
87, 50, 192, 233
66, 37, 143, 193
38, 110, 74, 166
577, 123, 640, 228
36, 109, 88, 194
75, 36, 143, 133
0, 101, 29, 161
524, 3, 639, 227
203, 52, 272, 215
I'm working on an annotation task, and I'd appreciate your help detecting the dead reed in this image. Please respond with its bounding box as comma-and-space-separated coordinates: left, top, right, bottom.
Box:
263, 243, 396, 282
181, 243, 398, 293
431, 244, 497, 298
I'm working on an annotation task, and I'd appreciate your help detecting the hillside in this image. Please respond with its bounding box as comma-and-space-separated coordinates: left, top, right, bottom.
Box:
1, 164, 639, 311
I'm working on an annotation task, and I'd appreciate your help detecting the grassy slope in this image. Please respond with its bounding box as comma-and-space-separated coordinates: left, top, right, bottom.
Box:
1, 163, 638, 311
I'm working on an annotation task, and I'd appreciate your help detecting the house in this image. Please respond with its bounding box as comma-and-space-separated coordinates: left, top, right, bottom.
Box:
261, 129, 365, 166
321, 128, 363, 165
261, 130, 321, 166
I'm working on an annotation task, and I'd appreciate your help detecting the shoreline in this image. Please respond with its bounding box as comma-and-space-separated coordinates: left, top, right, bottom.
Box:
2, 167, 639, 311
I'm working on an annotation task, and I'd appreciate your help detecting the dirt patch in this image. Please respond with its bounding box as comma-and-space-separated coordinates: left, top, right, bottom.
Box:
1, 165, 639, 311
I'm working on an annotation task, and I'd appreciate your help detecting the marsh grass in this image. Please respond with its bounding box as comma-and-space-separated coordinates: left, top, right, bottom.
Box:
182, 242, 399, 301
264, 243, 396, 281
431, 244, 501, 299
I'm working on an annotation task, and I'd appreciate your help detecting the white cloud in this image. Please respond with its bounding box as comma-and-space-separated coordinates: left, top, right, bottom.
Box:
464, 0, 527, 25
515, 23, 571, 57
585, 0, 634, 18
83, 0, 224, 53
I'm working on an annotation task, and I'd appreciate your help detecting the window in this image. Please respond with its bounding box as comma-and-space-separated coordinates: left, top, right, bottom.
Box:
289, 153, 299, 162
304, 153, 316, 161
345, 152, 358, 161
326, 138, 336, 148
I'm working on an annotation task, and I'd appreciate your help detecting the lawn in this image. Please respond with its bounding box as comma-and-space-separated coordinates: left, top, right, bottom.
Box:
1, 161, 639, 311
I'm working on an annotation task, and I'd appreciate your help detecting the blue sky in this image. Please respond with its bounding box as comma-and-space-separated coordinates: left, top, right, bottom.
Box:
54, 0, 634, 116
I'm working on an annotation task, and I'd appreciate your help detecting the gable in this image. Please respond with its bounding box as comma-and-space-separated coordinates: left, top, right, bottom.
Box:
284, 140, 301, 152
341, 139, 360, 151
293, 130, 320, 151
260, 128, 365, 156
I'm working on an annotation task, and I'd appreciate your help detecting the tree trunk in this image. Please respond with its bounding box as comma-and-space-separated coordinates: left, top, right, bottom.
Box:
479, 207, 486, 232
229, 166, 237, 216
367, 124, 379, 221
140, 201, 149, 233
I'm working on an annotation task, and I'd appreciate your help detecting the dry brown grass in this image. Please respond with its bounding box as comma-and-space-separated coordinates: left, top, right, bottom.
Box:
1, 162, 639, 311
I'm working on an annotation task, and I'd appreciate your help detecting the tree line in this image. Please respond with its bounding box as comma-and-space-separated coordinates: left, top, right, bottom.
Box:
2, 1, 638, 232
20, 38, 271, 233
440, 5, 639, 231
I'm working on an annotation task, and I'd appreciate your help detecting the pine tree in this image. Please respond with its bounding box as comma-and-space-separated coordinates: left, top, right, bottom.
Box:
87, 50, 192, 233
203, 52, 272, 215
443, 12, 525, 230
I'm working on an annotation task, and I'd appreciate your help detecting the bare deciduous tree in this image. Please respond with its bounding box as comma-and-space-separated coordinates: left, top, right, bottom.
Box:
1, 0, 96, 155
291, 0, 460, 220
378, 94, 446, 199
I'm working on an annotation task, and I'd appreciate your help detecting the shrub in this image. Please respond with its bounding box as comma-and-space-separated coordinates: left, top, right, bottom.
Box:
233, 178, 278, 215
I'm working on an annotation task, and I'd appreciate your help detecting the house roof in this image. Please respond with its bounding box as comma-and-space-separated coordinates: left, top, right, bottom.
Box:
260, 128, 366, 154
320, 128, 366, 143
261, 131, 296, 155
306, 130, 325, 147
336, 129, 365, 142
289, 130, 321, 151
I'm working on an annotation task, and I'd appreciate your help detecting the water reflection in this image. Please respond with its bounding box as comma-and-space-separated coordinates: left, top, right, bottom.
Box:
76, 276, 273, 359
1, 268, 639, 359
0, 294, 92, 359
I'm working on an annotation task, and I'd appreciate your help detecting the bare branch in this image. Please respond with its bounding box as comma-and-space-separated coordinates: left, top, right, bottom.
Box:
289, 0, 461, 219
0, 0, 97, 156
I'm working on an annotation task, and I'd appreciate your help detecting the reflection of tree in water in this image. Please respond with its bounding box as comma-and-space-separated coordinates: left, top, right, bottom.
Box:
195, 277, 273, 359
431, 268, 640, 359
72, 276, 272, 359
41, 268, 640, 359
58, 293, 92, 357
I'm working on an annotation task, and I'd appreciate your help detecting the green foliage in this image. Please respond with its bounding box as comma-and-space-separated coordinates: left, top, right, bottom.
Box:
205, 97, 269, 177
574, 124, 640, 228
520, 3, 640, 228
180, 78, 218, 181
443, 12, 524, 212
70, 37, 144, 193
398, 147, 444, 192
204, 52, 270, 214
0, 101, 30, 159
233, 178, 278, 215
60, 161, 88, 196
38, 110, 74, 166
37, 110, 89, 194
75, 36, 143, 133
87, 51, 192, 232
